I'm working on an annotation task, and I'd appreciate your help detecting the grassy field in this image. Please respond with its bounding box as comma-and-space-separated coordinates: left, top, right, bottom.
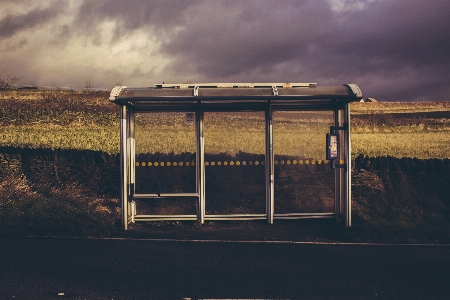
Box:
1, 90, 449, 159
1, 90, 449, 242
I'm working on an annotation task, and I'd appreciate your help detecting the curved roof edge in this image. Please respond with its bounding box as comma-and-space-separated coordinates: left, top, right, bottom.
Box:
109, 83, 363, 106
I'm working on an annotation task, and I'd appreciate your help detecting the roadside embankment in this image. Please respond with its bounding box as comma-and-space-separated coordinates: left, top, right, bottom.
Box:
1, 147, 449, 243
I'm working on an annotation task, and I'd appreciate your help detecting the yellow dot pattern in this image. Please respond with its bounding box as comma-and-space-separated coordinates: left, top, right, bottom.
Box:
135, 159, 334, 167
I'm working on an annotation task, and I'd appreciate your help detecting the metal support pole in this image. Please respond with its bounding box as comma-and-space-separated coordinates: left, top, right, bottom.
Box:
129, 112, 136, 223
334, 108, 340, 223
120, 105, 129, 230
196, 109, 205, 223
265, 107, 274, 224
344, 103, 352, 228
339, 109, 346, 222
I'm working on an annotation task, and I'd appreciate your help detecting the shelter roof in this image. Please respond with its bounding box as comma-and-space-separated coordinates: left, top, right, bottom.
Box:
109, 83, 362, 110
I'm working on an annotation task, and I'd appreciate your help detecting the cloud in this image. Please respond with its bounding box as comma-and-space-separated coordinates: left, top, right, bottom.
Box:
157, 0, 450, 100
327, 0, 381, 13
0, 1, 62, 39
158, 1, 332, 80
0, 0, 449, 101
73, 0, 192, 42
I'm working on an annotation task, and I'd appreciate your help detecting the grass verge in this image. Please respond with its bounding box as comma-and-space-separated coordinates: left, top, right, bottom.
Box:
347, 169, 450, 244
0, 174, 119, 237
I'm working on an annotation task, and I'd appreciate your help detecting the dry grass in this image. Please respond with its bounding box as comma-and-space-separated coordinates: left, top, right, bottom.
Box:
0, 125, 119, 153
0, 173, 36, 206
0, 173, 120, 237
350, 169, 450, 243
1, 90, 449, 158
351, 101, 450, 113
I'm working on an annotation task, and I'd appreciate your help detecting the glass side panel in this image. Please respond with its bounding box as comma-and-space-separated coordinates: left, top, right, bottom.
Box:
204, 112, 266, 215
134, 112, 196, 215
273, 111, 335, 214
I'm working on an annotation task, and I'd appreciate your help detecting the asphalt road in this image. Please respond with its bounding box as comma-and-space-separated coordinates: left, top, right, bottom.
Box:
1, 237, 449, 299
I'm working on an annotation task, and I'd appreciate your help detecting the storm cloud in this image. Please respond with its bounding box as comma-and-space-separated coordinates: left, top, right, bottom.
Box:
0, 0, 449, 101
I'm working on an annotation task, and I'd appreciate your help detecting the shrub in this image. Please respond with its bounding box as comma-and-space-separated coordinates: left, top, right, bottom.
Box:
0, 74, 20, 90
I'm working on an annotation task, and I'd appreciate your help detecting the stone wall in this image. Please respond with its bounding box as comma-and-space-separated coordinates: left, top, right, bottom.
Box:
355, 154, 450, 172
0, 147, 335, 214
1, 147, 449, 214
354, 154, 450, 207
0, 146, 120, 196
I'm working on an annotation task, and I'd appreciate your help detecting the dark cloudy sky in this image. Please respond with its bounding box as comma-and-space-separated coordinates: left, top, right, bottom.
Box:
1, 0, 449, 101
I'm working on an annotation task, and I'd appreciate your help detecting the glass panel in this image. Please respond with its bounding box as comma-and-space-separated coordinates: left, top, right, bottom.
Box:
273, 111, 335, 213
204, 112, 265, 215
134, 112, 196, 215
133, 197, 197, 215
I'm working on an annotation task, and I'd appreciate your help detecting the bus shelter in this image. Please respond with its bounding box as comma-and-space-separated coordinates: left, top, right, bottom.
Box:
109, 83, 362, 230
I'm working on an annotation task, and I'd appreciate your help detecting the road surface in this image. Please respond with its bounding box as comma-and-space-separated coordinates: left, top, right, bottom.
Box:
1, 236, 449, 299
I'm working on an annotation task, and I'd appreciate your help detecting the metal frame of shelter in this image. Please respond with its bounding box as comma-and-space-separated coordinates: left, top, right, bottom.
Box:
109, 83, 363, 230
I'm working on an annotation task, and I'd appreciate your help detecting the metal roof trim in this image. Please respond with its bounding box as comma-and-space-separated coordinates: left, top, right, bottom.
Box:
111, 95, 358, 103
109, 85, 127, 101
154, 82, 317, 89
345, 84, 363, 98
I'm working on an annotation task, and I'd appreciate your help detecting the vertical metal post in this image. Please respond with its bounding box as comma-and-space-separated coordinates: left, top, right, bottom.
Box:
120, 105, 129, 230
196, 108, 205, 223
339, 109, 346, 223
129, 112, 136, 223
344, 103, 352, 228
265, 107, 274, 224
334, 108, 340, 223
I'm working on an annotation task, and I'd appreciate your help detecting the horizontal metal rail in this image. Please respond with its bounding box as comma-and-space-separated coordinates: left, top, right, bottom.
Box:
133, 193, 199, 199
275, 212, 335, 217
134, 215, 198, 221
132, 213, 336, 222
133, 215, 267, 222
274, 213, 336, 219
205, 214, 266, 220
122, 102, 350, 113
155, 82, 317, 89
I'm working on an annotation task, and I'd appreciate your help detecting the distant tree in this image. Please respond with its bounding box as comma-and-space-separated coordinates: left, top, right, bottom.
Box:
84, 80, 93, 89
0, 74, 21, 90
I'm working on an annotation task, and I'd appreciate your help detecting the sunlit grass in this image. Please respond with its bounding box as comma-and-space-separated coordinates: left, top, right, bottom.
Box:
351, 101, 450, 113
2, 123, 449, 159
0, 125, 120, 154
352, 129, 450, 159
1, 92, 449, 159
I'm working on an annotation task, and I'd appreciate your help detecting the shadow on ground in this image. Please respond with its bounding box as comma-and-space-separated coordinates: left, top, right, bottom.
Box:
113, 219, 352, 243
